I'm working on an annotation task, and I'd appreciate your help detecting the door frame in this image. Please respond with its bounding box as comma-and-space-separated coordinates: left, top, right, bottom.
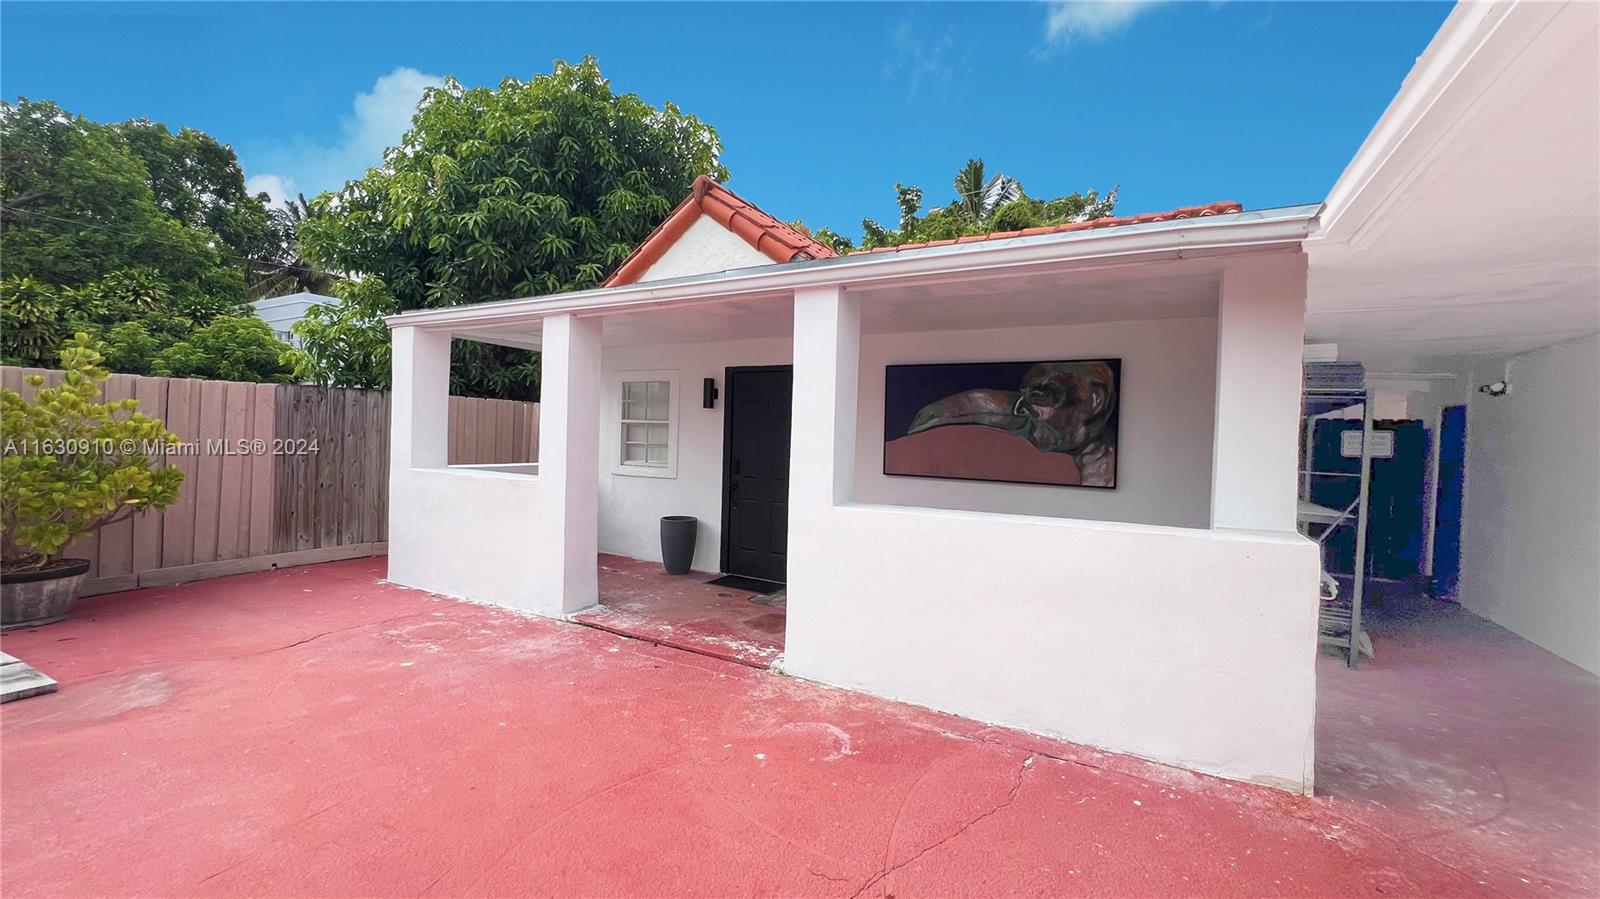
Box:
718, 364, 795, 579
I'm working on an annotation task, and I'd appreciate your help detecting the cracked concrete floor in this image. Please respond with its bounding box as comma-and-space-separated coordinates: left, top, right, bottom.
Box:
2, 558, 1594, 897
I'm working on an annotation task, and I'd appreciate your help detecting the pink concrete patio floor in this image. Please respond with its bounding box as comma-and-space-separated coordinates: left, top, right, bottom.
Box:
576, 554, 785, 668
1, 559, 1595, 897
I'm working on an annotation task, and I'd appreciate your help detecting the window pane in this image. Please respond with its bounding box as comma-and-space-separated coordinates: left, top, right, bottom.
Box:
623, 443, 646, 463
648, 424, 667, 445
624, 382, 645, 401
646, 444, 667, 464
623, 400, 644, 420
624, 423, 649, 443
647, 381, 666, 400
645, 400, 667, 421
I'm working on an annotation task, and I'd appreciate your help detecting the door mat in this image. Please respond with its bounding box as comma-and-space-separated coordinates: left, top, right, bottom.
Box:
705, 574, 783, 595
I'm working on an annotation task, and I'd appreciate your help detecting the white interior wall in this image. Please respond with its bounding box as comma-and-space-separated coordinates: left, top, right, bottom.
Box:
1450, 333, 1600, 674
853, 317, 1219, 529
636, 214, 772, 283
598, 336, 792, 571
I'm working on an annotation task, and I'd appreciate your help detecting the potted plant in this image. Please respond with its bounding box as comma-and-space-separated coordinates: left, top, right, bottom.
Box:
1, 334, 184, 628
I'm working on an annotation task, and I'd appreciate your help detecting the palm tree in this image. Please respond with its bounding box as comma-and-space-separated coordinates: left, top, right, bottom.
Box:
953, 158, 1022, 224
247, 193, 337, 299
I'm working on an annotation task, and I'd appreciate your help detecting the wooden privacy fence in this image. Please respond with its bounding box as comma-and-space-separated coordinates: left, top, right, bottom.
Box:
1, 367, 538, 596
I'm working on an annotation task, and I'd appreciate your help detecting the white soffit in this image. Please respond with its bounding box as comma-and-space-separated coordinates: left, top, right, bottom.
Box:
1307, 0, 1600, 365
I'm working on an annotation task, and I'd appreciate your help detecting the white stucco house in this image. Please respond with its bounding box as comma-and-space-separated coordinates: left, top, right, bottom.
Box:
384, 0, 1598, 796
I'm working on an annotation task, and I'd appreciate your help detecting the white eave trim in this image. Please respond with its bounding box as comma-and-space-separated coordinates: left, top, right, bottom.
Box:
386, 204, 1319, 330
1313, 0, 1572, 248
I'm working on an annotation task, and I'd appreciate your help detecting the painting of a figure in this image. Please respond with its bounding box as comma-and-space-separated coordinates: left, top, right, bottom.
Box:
883, 359, 1121, 489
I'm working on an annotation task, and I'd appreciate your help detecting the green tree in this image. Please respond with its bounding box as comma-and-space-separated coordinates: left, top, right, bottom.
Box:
290, 277, 397, 389
0, 99, 291, 376
116, 118, 276, 264
299, 57, 726, 398
0, 99, 225, 292
151, 316, 297, 383
856, 158, 1118, 250
250, 193, 338, 300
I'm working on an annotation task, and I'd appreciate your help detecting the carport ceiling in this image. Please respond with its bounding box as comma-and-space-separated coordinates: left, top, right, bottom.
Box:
1307, 2, 1600, 366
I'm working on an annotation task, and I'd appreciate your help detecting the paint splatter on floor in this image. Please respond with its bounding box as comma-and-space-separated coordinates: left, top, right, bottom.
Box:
574, 554, 783, 666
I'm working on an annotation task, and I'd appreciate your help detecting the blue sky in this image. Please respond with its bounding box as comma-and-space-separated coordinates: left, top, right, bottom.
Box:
2, 2, 1451, 240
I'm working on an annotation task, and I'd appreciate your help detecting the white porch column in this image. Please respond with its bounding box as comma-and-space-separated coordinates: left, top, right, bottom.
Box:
786, 284, 860, 670
789, 285, 860, 513
1210, 251, 1309, 531
390, 325, 452, 470
539, 312, 603, 613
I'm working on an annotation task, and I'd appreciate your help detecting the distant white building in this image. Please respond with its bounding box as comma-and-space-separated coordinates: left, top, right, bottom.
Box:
251, 292, 336, 346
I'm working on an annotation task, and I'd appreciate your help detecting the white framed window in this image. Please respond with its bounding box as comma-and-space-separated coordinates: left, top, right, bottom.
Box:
613, 369, 678, 478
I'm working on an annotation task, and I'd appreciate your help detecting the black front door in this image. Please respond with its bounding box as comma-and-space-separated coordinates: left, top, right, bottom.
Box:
721, 366, 792, 583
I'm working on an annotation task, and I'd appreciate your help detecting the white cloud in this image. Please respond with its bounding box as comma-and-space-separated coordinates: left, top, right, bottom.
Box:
245, 173, 296, 208
1044, 0, 1165, 44
247, 66, 443, 201
885, 17, 961, 104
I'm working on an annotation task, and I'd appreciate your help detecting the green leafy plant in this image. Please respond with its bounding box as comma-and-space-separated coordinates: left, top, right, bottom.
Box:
290, 277, 398, 390
150, 315, 298, 383
1, 334, 184, 571
855, 158, 1119, 250
298, 57, 726, 398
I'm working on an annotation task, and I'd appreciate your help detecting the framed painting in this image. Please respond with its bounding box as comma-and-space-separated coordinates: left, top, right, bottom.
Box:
882, 359, 1121, 489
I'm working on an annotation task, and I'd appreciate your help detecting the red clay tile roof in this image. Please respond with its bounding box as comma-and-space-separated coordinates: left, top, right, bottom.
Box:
604, 176, 839, 287
855, 201, 1246, 254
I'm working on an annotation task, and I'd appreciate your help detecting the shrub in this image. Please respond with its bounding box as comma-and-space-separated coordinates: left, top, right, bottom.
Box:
0, 334, 184, 571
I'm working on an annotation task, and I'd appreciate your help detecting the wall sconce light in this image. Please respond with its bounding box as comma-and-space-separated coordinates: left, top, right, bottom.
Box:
1477, 380, 1511, 397
703, 377, 719, 409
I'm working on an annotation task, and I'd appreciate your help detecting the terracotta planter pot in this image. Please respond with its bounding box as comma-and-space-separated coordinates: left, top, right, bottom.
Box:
1, 559, 91, 630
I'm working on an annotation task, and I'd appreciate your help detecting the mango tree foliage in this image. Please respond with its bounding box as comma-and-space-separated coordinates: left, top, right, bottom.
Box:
855, 158, 1119, 251
298, 58, 727, 398
1, 335, 184, 570
290, 277, 397, 390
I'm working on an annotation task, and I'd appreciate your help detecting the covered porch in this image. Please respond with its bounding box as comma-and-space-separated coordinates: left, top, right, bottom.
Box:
383, 201, 1327, 792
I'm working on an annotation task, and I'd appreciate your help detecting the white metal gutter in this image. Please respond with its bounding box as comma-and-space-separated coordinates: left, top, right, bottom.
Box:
386, 204, 1320, 330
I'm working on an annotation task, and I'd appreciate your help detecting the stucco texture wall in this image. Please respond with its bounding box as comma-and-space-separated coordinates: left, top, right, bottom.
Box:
1456, 333, 1600, 674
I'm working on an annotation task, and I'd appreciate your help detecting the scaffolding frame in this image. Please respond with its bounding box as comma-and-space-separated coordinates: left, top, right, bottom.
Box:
1299, 386, 1374, 669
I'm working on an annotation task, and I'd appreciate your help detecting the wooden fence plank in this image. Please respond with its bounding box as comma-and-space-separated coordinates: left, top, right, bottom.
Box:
248, 384, 276, 558
132, 376, 169, 573
214, 381, 251, 561
95, 374, 139, 577
339, 390, 364, 545
190, 380, 228, 564
373, 392, 391, 542
314, 388, 341, 549
161, 379, 201, 568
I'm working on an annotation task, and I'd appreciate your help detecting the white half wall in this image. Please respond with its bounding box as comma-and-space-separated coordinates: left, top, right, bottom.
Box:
783, 505, 1322, 792
598, 336, 792, 571
387, 317, 601, 618
853, 317, 1219, 529
1456, 333, 1600, 674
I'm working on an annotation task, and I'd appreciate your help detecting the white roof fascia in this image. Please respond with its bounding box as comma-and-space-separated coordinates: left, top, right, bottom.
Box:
386, 205, 1319, 331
